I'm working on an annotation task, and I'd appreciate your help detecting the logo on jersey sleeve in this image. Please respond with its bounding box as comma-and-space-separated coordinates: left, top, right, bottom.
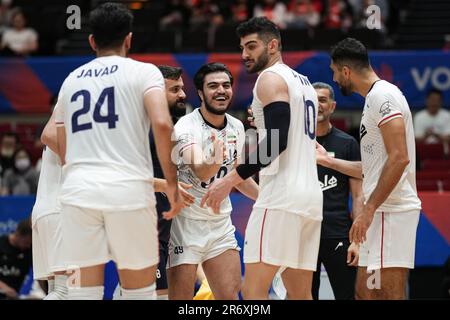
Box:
379, 101, 392, 117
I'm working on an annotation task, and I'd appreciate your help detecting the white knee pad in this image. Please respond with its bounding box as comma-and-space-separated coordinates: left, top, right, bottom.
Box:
120, 283, 156, 300
68, 286, 104, 300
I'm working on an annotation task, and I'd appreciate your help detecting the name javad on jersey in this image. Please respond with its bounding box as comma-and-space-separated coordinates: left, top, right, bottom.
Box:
76, 65, 118, 78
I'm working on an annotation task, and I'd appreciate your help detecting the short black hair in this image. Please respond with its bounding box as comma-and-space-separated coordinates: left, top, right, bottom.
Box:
193, 62, 234, 91
427, 88, 443, 98
89, 2, 133, 50
236, 17, 282, 50
16, 218, 32, 237
330, 38, 370, 70
313, 82, 335, 101
158, 65, 183, 80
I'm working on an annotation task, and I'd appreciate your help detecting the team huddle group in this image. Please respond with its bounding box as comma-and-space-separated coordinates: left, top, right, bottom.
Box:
31, 3, 421, 300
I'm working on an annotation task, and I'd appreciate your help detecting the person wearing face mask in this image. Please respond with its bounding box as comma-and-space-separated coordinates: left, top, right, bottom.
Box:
0, 132, 19, 177
1, 148, 39, 195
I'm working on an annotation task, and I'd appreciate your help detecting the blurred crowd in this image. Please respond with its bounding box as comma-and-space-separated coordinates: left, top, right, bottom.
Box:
0, 0, 404, 56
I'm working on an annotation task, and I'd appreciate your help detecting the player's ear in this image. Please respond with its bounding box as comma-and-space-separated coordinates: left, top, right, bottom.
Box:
197, 90, 204, 103
124, 32, 132, 51
88, 34, 97, 52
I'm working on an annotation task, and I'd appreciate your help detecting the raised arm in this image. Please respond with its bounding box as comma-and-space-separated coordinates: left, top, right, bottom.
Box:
316, 142, 362, 179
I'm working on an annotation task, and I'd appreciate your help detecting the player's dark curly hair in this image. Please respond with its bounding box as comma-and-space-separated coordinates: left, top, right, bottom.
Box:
193, 62, 234, 91
89, 2, 133, 49
236, 17, 282, 50
330, 38, 370, 71
158, 65, 183, 80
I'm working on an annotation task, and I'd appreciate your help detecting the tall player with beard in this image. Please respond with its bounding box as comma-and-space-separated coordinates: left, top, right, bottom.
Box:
166, 63, 259, 300
201, 17, 323, 300
317, 38, 421, 299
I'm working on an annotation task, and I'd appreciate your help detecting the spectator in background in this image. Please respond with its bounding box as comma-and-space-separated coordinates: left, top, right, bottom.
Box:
414, 88, 450, 145
190, 0, 225, 31
1, 148, 39, 195
231, 0, 249, 24
0, 218, 32, 300
0, 132, 19, 177
253, 0, 289, 29
323, 0, 353, 30
286, 0, 321, 29
0, 0, 13, 35
0, 8, 38, 56
159, 0, 192, 31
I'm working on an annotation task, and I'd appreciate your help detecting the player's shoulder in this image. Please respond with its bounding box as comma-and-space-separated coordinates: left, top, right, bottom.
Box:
225, 113, 244, 131
175, 109, 201, 129
368, 80, 402, 100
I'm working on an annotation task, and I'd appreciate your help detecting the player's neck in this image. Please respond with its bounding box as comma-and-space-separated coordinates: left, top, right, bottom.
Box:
354, 69, 380, 97
259, 54, 283, 74
199, 108, 226, 129
317, 121, 332, 137
96, 47, 127, 58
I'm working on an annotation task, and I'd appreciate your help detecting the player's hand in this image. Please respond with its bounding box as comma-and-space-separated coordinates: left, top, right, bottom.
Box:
315, 142, 329, 167
163, 183, 185, 220
210, 132, 226, 165
347, 242, 360, 266
349, 208, 375, 245
178, 182, 195, 206
247, 107, 255, 127
200, 178, 233, 214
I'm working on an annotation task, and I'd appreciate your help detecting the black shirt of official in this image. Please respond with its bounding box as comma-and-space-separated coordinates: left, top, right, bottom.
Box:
316, 127, 361, 239
0, 235, 32, 296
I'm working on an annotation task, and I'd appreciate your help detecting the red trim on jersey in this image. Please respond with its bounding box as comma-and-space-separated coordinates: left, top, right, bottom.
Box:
179, 143, 197, 155
378, 113, 402, 127
259, 209, 268, 262
55, 122, 64, 124
381, 212, 385, 268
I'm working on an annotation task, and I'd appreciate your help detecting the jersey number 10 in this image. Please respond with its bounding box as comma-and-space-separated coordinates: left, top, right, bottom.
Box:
71, 87, 119, 133
304, 96, 316, 140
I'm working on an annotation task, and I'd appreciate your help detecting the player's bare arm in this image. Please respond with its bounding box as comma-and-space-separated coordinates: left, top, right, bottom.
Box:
316, 142, 363, 179
144, 88, 184, 219
41, 108, 60, 156
55, 127, 66, 165
347, 177, 363, 266
180, 131, 226, 182
201, 72, 290, 213
350, 117, 410, 244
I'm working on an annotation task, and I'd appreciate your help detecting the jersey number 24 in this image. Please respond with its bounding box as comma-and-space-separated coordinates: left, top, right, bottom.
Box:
71, 87, 119, 133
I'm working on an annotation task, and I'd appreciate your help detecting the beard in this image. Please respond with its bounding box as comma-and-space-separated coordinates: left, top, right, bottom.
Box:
246, 50, 270, 74
338, 80, 353, 96
170, 100, 186, 119
204, 97, 232, 115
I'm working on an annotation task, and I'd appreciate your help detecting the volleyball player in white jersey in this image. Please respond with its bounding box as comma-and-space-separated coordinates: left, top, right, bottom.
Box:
32, 109, 67, 300
201, 17, 323, 300
54, 3, 184, 300
318, 38, 421, 299
166, 63, 259, 300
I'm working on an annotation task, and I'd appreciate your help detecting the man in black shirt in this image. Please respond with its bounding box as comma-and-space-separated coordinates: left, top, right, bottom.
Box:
152, 65, 187, 300
0, 218, 32, 299
312, 82, 364, 300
